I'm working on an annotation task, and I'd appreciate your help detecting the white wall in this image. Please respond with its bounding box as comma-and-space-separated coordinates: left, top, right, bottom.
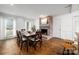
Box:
0, 16, 1, 39
61, 14, 74, 40
53, 10, 79, 40
16, 17, 26, 30
0, 12, 34, 39
53, 16, 61, 38
0, 16, 5, 39
53, 14, 73, 40
34, 18, 40, 30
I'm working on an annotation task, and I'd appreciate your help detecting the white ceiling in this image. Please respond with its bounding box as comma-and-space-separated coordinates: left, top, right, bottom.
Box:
0, 4, 69, 19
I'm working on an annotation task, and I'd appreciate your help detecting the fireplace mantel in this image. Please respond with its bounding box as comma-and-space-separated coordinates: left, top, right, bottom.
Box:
40, 25, 49, 29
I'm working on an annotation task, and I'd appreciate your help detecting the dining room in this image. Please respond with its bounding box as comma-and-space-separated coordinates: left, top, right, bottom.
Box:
0, 4, 78, 55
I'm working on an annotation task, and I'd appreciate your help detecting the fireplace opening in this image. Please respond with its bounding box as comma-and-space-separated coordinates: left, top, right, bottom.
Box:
41, 29, 48, 35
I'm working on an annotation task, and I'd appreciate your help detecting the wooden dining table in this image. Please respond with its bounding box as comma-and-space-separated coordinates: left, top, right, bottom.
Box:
22, 32, 36, 52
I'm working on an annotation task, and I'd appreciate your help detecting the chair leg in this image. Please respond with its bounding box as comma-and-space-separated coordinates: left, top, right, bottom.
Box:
17, 39, 19, 46
26, 45, 28, 52
26, 42, 29, 52
20, 42, 23, 50
18, 40, 20, 46
34, 46, 36, 50
40, 41, 42, 48
33, 42, 38, 50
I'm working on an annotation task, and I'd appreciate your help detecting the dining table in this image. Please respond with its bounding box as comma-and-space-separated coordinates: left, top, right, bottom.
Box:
22, 32, 36, 52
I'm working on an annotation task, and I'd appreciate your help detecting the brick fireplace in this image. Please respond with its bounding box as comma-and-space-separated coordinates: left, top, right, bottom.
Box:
39, 16, 53, 35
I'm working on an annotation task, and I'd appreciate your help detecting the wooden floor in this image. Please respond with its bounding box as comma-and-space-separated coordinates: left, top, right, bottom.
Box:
0, 38, 78, 55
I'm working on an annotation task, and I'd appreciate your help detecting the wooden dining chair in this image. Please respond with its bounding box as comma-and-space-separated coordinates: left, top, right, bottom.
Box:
19, 31, 28, 51
16, 30, 21, 46
29, 32, 42, 50
36, 31, 42, 47
29, 35, 37, 50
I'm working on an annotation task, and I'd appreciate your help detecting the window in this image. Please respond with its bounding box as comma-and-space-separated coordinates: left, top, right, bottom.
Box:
5, 17, 16, 38
25, 20, 32, 31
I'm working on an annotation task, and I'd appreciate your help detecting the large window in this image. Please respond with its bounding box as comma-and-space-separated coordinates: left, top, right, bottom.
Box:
5, 17, 16, 38
25, 20, 32, 31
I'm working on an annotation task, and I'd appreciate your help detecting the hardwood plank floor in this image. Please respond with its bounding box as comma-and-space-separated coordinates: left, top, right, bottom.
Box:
0, 38, 78, 55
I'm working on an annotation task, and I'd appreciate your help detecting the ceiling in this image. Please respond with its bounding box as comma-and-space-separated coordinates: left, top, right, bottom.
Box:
0, 4, 70, 19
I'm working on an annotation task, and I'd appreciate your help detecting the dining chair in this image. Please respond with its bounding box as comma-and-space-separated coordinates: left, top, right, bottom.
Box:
29, 35, 37, 50
19, 31, 28, 51
36, 31, 42, 47
29, 32, 42, 50
16, 30, 21, 46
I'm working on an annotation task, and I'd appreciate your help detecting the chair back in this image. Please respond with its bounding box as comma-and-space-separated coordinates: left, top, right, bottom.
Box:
16, 30, 22, 45
16, 30, 19, 38
36, 31, 42, 40
18, 31, 23, 41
